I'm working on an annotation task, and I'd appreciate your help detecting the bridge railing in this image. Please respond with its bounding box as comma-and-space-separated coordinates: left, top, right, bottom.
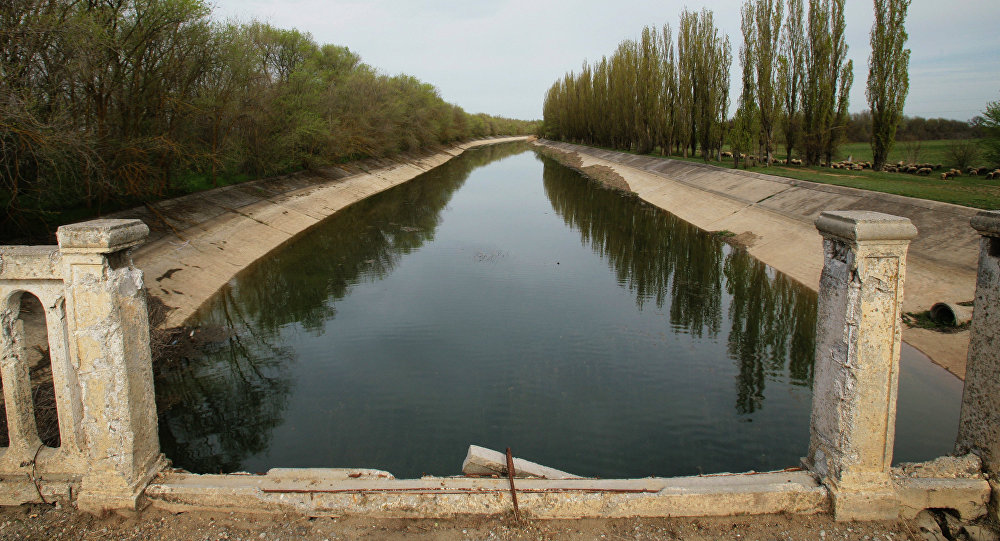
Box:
0, 219, 164, 512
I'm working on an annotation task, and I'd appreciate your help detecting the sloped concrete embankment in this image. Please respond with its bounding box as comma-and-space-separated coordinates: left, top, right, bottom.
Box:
118, 136, 532, 328
536, 140, 979, 378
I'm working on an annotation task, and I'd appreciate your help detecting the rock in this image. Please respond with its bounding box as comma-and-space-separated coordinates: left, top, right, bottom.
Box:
894, 454, 983, 479
461, 445, 581, 479
914, 510, 948, 541
963, 524, 1000, 541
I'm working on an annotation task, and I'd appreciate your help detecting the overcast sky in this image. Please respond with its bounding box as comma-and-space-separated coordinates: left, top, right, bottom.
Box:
211, 0, 1000, 122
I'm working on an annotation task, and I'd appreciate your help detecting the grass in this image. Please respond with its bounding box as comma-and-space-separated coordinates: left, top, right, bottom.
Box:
560, 141, 1000, 209
902, 310, 970, 333
739, 163, 1000, 209
833, 139, 991, 168
174, 171, 258, 194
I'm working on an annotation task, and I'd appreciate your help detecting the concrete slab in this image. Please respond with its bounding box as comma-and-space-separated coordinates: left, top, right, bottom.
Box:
461, 445, 581, 479
145, 470, 829, 519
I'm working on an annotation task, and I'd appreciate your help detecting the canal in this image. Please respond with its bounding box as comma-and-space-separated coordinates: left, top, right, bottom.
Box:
155, 141, 963, 478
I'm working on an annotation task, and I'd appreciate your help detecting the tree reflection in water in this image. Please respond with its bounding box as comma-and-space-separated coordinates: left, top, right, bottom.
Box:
541, 157, 816, 416
155, 143, 531, 473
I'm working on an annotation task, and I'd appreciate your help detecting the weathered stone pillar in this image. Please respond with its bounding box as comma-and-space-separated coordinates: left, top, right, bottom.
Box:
805, 211, 917, 521
956, 210, 1000, 519
56, 219, 165, 513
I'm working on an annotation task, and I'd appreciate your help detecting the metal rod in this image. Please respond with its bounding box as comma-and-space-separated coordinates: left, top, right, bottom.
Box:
506, 447, 521, 522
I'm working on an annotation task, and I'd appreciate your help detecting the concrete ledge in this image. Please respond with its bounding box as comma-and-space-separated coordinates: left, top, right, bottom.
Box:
971, 210, 1000, 237
144, 467, 991, 520
894, 477, 990, 520
57, 219, 149, 254
145, 470, 829, 519
815, 211, 919, 243
0, 246, 61, 280
0, 475, 77, 506
265, 468, 395, 481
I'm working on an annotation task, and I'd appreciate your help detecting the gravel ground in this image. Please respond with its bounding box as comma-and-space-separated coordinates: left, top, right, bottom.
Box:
0, 503, 943, 540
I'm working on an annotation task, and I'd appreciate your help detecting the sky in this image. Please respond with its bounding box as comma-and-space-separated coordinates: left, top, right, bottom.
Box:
210, 0, 1000, 122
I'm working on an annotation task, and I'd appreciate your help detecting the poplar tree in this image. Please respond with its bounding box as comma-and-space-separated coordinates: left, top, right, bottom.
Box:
677, 10, 697, 157
683, 8, 731, 160
539, 9, 727, 160
749, 0, 784, 165
800, 0, 852, 166
658, 24, 678, 156
866, 0, 911, 171
709, 34, 733, 161
779, 0, 805, 162
732, 2, 760, 169
824, 0, 853, 165
635, 26, 662, 154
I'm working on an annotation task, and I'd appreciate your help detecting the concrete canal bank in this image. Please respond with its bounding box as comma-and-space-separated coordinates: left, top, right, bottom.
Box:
115, 136, 532, 328
534, 140, 980, 379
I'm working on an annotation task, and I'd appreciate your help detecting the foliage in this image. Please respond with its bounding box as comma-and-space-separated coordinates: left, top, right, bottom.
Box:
749, 0, 785, 165
978, 100, 1000, 166
866, 0, 911, 171
0, 0, 537, 240
830, 139, 990, 168
541, 8, 731, 161
778, 0, 805, 161
801, 0, 853, 166
731, 3, 761, 169
945, 140, 980, 170
681, 9, 733, 160
843, 112, 979, 143
901, 139, 923, 164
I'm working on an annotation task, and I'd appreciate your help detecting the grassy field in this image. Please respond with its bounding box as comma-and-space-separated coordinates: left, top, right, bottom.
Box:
831, 139, 991, 167
741, 163, 1000, 209
604, 145, 1000, 210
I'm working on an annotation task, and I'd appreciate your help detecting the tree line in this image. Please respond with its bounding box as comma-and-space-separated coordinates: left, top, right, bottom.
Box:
542, 8, 732, 160
0, 0, 537, 239
543, 0, 916, 171
844, 112, 983, 143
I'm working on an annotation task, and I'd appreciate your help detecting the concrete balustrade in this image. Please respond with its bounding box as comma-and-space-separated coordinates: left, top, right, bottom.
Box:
956, 210, 1000, 519
805, 211, 917, 520
0, 212, 996, 521
0, 219, 165, 512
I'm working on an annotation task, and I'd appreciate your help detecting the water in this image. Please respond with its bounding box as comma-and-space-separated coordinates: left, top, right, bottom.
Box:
155, 142, 962, 478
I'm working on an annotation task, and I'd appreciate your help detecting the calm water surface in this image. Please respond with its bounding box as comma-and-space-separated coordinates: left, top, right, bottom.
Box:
156, 142, 962, 478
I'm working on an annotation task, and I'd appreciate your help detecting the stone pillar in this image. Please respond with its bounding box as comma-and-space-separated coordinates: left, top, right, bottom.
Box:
805, 211, 917, 521
56, 219, 165, 513
956, 210, 1000, 519
0, 299, 43, 455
